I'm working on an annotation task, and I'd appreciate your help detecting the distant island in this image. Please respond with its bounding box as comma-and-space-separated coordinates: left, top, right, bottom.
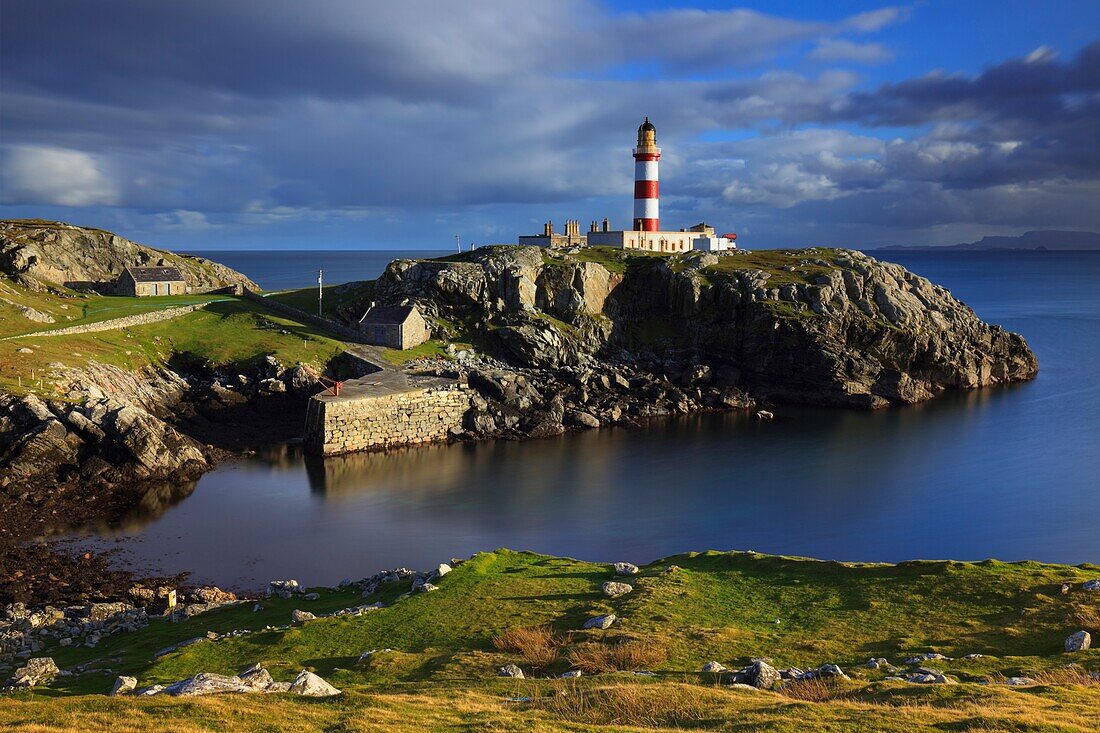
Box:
877, 230, 1100, 252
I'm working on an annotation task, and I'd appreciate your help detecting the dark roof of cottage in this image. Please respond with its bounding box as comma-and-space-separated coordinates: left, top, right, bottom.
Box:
124, 266, 185, 282
359, 305, 416, 325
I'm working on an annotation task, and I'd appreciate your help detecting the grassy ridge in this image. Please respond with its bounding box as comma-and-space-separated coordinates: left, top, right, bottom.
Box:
0, 295, 346, 398
6, 550, 1098, 731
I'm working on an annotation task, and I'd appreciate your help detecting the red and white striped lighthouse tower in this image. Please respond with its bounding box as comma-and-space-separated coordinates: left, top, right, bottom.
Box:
633, 117, 660, 231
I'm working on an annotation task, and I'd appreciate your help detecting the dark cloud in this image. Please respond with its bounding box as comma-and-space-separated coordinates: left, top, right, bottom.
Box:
830, 42, 1099, 128
0, 1, 1096, 248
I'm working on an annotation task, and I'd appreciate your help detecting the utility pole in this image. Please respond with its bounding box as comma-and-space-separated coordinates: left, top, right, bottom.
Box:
455, 234, 461, 253
317, 269, 323, 316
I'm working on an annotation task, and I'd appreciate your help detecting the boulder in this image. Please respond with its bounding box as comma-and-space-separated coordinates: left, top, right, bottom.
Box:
258, 378, 286, 394
564, 409, 600, 429
601, 581, 633, 598
701, 661, 726, 673
163, 673, 253, 697
499, 663, 524, 679
1006, 677, 1037, 686
812, 664, 849, 680
190, 586, 236, 605
745, 660, 781, 690
906, 668, 954, 684
1065, 630, 1091, 652
282, 364, 321, 393
239, 664, 273, 690
1082, 579, 1100, 591
559, 670, 582, 678
291, 609, 316, 625
268, 580, 300, 598
7, 657, 59, 687
613, 562, 640, 576
287, 669, 341, 697
110, 676, 137, 696
582, 614, 616, 630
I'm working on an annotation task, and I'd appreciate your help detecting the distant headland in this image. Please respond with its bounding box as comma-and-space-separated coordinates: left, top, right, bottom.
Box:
876, 230, 1100, 252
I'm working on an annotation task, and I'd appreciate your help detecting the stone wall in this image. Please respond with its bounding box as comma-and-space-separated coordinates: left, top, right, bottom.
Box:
304, 384, 472, 455
4, 304, 206, 340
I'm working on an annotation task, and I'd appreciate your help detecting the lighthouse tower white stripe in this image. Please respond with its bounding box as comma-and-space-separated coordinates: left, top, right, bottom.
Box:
635, 160, 658, 180
634, 197, 658, 220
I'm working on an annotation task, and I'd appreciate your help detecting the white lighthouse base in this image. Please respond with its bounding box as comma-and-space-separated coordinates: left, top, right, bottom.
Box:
585, 230, 735, 253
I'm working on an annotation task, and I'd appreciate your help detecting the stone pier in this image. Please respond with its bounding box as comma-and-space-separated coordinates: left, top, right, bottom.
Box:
304, 371, 472, 456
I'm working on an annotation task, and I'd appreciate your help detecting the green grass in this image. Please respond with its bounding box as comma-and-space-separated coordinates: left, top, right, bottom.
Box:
0, 277, 232, 338
265, 281, 374, 321
0, 298, 346, 397
702, 248, 843, 286
6, 550, 1098, 731
380, 339, 455, 366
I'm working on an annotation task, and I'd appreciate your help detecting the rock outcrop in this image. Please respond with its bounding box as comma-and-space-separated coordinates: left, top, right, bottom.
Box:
371, 246, 1037, 409
0, 354, 325, 525
0, 219, 258, 292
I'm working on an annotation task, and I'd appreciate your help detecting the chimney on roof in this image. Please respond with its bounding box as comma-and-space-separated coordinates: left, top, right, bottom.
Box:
602, 217, 610, 232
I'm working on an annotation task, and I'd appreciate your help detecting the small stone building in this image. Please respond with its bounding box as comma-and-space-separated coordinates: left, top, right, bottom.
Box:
117, 266, 188, 297
358, 304, 431, 349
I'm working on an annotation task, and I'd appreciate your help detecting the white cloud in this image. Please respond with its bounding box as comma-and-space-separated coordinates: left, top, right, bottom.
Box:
843, 6, 913, 33
1024, 45, 1057, 64
2, 145, 119, 206
808, 39, 894, 64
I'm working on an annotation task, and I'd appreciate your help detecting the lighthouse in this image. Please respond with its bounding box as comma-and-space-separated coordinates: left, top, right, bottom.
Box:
633, 117, 660, 231
519, 116, 736, 252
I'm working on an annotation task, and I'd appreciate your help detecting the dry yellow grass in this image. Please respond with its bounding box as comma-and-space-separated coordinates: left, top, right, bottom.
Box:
2, 682, 1099, 733
776, 676, 849, 702
492, 626, 570, 668
564, 639, 668, 673
535, 682, 719, 727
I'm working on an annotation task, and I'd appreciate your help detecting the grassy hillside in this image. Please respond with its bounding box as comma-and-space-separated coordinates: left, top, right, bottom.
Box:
0, 284, 347, 397
5, 550, 1097, 731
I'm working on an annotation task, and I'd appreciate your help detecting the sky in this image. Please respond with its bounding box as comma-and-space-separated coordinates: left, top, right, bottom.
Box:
1, 1, 1098, 251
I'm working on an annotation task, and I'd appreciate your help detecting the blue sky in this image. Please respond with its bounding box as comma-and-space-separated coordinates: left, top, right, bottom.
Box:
1, 1, 1097, 250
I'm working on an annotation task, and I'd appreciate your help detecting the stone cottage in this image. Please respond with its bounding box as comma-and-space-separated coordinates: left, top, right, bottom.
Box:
116, 266, 188, 297
358, 304, 431, 350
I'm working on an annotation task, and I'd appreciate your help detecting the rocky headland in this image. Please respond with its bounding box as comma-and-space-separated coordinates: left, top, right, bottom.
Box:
357, 245, 1036, 444
0, 219, 258, 294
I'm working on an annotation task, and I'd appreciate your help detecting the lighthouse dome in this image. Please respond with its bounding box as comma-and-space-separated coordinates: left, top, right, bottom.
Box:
638, 117, 655, 134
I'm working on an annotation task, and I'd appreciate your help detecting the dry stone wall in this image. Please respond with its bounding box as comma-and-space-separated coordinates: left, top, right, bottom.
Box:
305, 384, 472, 455
4, 304, 206, 340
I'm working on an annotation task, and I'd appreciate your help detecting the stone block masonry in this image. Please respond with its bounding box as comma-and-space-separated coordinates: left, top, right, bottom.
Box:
304, 381, 472, 456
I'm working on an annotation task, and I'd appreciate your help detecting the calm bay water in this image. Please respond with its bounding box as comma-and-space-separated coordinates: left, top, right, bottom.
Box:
186, 250, 450, 290
88, 250, 1100, 589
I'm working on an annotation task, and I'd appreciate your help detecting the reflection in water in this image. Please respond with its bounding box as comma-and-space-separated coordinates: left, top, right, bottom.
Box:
66, 252, 1100, 589
52, 479, 198, 537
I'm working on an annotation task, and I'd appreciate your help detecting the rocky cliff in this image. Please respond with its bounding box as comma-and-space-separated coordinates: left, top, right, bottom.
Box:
0, 220, 257, 292
373, 246, 1037, 409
